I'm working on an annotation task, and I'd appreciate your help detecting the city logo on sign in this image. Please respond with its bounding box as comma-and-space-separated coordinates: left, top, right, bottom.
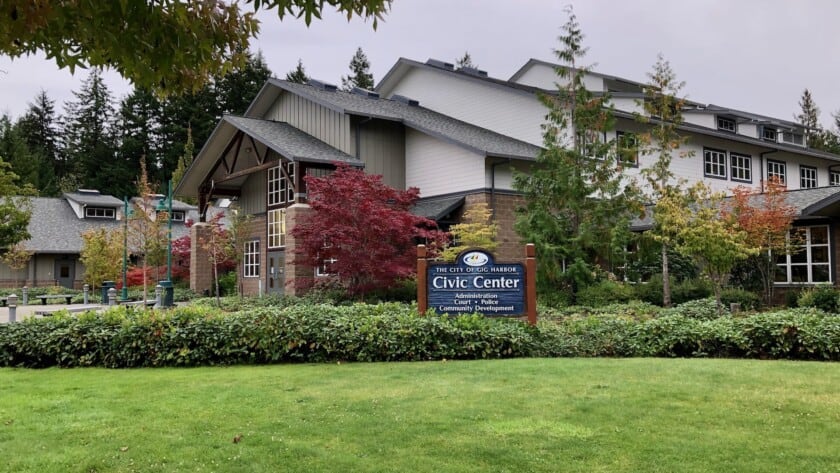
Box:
462, 251, 489, 267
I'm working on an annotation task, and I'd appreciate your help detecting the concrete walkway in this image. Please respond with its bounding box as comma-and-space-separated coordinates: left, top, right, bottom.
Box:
0, 303, 104, 323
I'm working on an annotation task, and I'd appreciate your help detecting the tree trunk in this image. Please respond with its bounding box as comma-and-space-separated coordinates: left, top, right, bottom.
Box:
661, 244, 671, 307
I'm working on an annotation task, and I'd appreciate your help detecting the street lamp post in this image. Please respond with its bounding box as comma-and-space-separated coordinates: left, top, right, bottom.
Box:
122, 197, 130, 301
156, 180, 174, 306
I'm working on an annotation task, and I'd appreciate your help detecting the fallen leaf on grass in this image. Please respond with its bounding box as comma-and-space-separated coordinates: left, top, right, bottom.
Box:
233, 435, 242, 444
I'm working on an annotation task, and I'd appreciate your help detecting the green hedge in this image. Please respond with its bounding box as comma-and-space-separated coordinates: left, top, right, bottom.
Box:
1, 304, 839, 368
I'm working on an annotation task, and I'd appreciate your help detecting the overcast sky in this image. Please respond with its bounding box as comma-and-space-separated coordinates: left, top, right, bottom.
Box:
1, 0, 839, 128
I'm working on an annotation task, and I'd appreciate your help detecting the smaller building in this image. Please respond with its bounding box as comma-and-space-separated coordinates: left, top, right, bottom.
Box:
0, 189, 199, 289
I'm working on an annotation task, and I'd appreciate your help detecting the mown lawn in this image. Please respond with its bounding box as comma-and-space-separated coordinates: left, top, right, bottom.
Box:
1, 358, 839, 472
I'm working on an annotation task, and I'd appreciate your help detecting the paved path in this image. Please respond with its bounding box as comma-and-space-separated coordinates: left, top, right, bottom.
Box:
0, 303, 104, 323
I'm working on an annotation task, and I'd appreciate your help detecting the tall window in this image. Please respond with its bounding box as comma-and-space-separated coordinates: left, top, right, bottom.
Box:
244, 240, 260, 278
830, 170, 840, 186
268, 208, 286, 248
730, 153, 752, 182
800, 165, 817, 189
268, 161, 296, 206
767, 160, 786, 185
268, 165, 281, 206
615, 131, 638, 166
703, 148, 726, 178
775, 226, 831, 284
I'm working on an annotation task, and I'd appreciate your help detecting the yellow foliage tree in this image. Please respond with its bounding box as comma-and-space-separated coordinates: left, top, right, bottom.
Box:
80, 228, 123, 295
441, 203, 497, 262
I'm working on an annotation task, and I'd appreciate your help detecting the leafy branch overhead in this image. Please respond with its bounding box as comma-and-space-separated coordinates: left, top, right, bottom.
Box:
2, 0, 391, 94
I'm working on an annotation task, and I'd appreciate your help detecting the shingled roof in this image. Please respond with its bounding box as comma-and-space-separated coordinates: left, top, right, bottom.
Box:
269, 79, 542, 160
223, 115, 360, 165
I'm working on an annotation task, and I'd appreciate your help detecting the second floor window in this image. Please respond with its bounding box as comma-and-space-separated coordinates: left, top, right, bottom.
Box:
703, 148, 726, 178
767, 160, 786, 185
717, 116, 736, 132
267, 208, 286, 248
730, 153, 752, 182
86, 207, 115, 219
615, 131, 638, 167
800, 166, 817, 189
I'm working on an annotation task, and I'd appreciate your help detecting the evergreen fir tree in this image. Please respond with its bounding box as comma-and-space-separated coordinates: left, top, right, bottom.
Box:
63, 69, 118, 193
171, 126, 196, 204
636, 54, 693, 307
116, 86, 162, 196
217, 50, 273, 115
285, 59, 309, 84
17, 90, 60, 196
0, 115, 40, 192
341, 47, 374, 91
456, 51, 475, 69
512, 7, 640, 301
796, 88, 827, 151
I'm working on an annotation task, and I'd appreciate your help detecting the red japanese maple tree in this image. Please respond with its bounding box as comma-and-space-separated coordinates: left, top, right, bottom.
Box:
291, 163, 448, 297
726, 177, 797, 304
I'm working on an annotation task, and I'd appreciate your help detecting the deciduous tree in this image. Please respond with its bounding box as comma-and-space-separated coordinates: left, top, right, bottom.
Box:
291, 163, 447, 297
0, 155, 35, 249
2, 1, 390, 94
0, 242, 32, 287
127, 161, 166, 301
441, 202, 496, 262
727, 178, 797, 305
80, 228, 123, 295
660, 184, 756, 314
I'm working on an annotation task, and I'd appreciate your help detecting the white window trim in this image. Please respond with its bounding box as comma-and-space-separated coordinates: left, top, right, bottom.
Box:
800, 165, 817, 189
85, 207, 116, 219
717, 116, 736, 132
703, 148, 727, 179
730, 152, 752, 183
267, 208, 286, 249
767, 160, 786, 185
244, 240, 260, 278
775, 225, 831, 285
830, 170, 840, 187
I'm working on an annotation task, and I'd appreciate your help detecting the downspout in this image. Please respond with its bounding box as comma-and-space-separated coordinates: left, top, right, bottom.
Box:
490, 157, 512, 220
355, 117, 374, 159
759, 149, 778, 193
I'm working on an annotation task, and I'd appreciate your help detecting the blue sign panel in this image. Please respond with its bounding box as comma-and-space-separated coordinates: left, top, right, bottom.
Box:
427, 249, 525, 316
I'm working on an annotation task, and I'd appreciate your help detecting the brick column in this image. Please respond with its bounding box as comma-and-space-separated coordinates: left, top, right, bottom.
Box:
190, 223, 213, 296
284, 203, 314, 297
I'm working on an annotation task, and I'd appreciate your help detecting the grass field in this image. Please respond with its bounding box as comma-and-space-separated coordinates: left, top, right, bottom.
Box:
1, 358, 839, 472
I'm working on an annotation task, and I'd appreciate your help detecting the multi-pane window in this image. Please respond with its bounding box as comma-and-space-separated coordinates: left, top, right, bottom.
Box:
775, 226, 831, 284
730, 153, 752, 182
171, 211, 185, 222
85, 207, 115, 219
244, 240, 260, 278
761, 127, 777, 142
800, 166, 817, 189
717, 116, 736, 132
268, 161, 296, 206
703, 148, 726, 178
615, 131, 638, 166
767, 160, 786, 185
782, 132, 804, 146
831, 171, 840, 186
267, 208, 286, 248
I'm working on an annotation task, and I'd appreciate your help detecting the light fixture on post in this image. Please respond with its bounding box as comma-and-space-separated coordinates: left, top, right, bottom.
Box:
155, 180, 174, 307
121, 197, 133, 301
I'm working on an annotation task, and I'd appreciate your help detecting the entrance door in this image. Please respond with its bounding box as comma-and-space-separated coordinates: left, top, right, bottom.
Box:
267, 251, 285, 295
54, 256, 76, 289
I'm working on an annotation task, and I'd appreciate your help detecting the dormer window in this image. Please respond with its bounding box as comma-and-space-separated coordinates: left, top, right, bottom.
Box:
717, 116, 736, 133
782, 132, 804, 146
171, 211, 185, 222
85, 207, 115, 219
762, 127, 778, 142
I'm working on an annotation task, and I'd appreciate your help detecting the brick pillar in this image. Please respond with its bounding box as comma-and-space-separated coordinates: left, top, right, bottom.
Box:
284, 203, 314, 297
190, 223, 213, 296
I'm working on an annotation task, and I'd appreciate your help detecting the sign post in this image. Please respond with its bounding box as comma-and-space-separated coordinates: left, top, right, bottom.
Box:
417, 245, 537, 325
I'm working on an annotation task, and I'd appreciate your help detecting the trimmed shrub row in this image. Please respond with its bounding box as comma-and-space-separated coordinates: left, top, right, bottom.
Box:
0, 304, 838, 368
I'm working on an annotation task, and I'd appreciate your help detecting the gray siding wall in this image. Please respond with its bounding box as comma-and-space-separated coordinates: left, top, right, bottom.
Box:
358, 119, 406, 190
267, 93, 354, 155
240, 169, 267, 215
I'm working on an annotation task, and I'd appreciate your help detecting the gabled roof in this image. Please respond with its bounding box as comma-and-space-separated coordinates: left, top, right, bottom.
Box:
685, 104, 804, 130
22, 197, 208, 254
223, 115, 359, 165
264, 79, 541, 161
411, 195, 465, 221
508, 58, 648, 92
